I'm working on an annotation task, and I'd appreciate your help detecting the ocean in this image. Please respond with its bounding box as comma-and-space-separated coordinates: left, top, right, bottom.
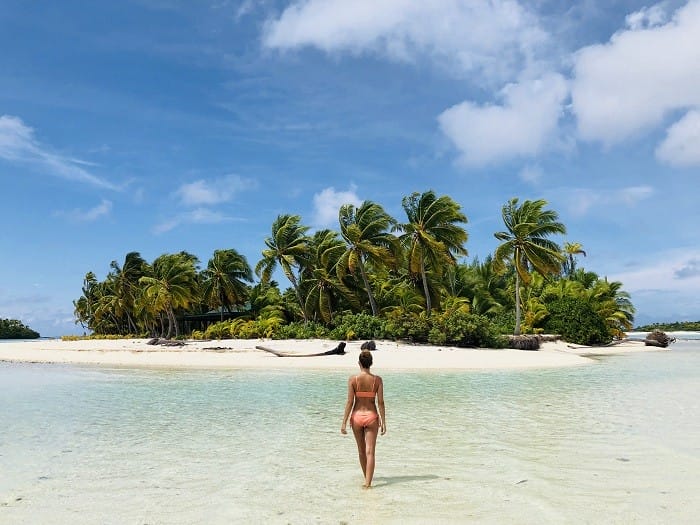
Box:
1, 335, 699, 524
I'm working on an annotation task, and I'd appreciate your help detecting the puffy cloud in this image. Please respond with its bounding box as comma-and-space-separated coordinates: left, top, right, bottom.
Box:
437, 74, 568, 165
610, 249, 700, 293
175, 174, 256, 206
0, 115, 117, 189
608, 248, 700, 326
625, 4, 670, 30
675, 258, 700, 279
312, 185, 362, 227
655, 109, 700, 166
263, 0, 547, 81
571, 1, 700, 145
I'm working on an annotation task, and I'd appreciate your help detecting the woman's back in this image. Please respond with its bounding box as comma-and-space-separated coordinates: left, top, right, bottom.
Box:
353, 373, 379, 411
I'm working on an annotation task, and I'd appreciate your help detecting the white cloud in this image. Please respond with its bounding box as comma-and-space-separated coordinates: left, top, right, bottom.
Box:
558, 185, 654, 217
606, 248, 700, 325
175, 174, 256, 206
571, 1, 700, 145
0, 115, 117, 190
655, 109, 700, 166
263, 0, 547, 81
57, 199, 113, 222
312, 185, 362, 227
519, 164, 543, 183
675, 258, 700, 279
625, 3, 670, 30
152, 207, 241, 234
610, 249, 700, 293
438, 73, 568, 165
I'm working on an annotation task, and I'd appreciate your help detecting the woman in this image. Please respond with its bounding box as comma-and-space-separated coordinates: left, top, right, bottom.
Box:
341, 349, 386, 488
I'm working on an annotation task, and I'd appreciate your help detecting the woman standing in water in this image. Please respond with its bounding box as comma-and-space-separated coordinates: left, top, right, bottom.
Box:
341, 349, 386, 488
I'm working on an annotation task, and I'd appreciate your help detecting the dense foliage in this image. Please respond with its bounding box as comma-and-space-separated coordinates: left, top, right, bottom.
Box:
0, 318, 40, 339
635, 321, 700, 331
543, 297, 612, 345
73, 192, 636, 347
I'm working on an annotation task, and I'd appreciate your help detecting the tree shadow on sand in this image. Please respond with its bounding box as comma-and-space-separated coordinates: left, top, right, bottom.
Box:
371, 474, 440, 487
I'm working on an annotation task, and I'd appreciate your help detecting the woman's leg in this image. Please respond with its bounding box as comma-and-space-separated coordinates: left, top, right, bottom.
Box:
362, 420, 379, 488
351, 422, 367, 477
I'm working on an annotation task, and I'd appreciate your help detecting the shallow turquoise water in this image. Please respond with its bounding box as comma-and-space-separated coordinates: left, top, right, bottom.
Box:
1, 341, 699, 524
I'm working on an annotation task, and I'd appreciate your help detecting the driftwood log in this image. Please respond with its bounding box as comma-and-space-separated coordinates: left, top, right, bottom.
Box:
508, 335, 541, 351
644, 330, 676, 348
146, 337, 185, 347
256, 341, 346, 357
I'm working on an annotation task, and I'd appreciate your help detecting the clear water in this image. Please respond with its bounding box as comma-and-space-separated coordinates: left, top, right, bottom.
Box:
1, 341, 699, 524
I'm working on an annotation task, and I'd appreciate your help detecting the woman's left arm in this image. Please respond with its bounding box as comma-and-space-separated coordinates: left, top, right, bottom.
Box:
340, 377, 354, 434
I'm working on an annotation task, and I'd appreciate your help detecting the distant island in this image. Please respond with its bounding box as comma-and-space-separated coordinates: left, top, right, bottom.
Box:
0, 318, 40, 339
635, 321, 700, 332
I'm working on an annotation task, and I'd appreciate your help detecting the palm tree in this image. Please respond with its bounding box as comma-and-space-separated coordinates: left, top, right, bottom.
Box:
562, 241, 586, 277
337, 201, 397, 316
585, 278, 635, 338
139, 253, 199, 338
493, 198, 566, 335
109, 252, 148, 333
396, 190, 468, 316
74, 271, 98, 331
201, 249, 253, 322
302, 229, 359, 323
255, 214, 309, 321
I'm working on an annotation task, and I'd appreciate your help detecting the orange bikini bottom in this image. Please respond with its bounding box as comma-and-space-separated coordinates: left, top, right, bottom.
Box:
351, 411, 379, 428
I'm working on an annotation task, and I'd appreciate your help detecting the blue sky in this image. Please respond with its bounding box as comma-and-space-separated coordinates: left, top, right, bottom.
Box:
1, 0, 699, 336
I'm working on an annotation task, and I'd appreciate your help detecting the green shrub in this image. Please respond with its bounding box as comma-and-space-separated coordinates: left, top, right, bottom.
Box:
488, 310, 515, 335
429, 311, 506, 348
384, 311, 431, 343
328, 313, 386, 341
274, 321, 329, 340
543, 297, 612, 345
203, 321, 232, 340
191, 330, 206, 340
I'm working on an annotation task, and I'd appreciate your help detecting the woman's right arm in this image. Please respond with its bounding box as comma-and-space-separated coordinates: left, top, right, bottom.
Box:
377, 377, 386, 435
340, 377, 354, 434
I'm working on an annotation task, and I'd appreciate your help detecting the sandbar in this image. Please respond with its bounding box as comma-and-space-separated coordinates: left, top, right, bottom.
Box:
0, 338, 663, 370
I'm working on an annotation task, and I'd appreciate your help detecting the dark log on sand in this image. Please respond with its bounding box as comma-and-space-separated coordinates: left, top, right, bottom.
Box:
644, 330, 675, 348
508, 335, 541, 350
256, 341, 346, 357
146, 337, 185, 347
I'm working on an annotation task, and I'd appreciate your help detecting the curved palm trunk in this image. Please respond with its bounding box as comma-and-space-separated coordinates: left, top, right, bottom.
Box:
220, 287, 224, 323
166, 307, 178, 339
514, 271, 522, 335
420, 256, 432, 317
358, 259, 379, 316
286, 272, 308, 322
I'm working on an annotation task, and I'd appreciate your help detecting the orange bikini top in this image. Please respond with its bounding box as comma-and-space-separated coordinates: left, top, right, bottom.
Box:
354, 375, 377, 398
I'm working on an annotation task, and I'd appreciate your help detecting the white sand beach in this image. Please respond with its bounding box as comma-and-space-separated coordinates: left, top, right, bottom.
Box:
0, 337, 662, 370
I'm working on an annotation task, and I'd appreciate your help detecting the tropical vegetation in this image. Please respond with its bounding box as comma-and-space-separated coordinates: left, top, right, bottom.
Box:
635, 321, 700, 332
0, 318, 40, 339
73, 191, 635, 346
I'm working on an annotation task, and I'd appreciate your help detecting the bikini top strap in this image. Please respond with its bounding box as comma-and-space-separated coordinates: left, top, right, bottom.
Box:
354, 374, 376, 393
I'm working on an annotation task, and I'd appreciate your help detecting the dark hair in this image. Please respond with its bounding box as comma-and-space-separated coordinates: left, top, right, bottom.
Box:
358, 349, 373, 369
